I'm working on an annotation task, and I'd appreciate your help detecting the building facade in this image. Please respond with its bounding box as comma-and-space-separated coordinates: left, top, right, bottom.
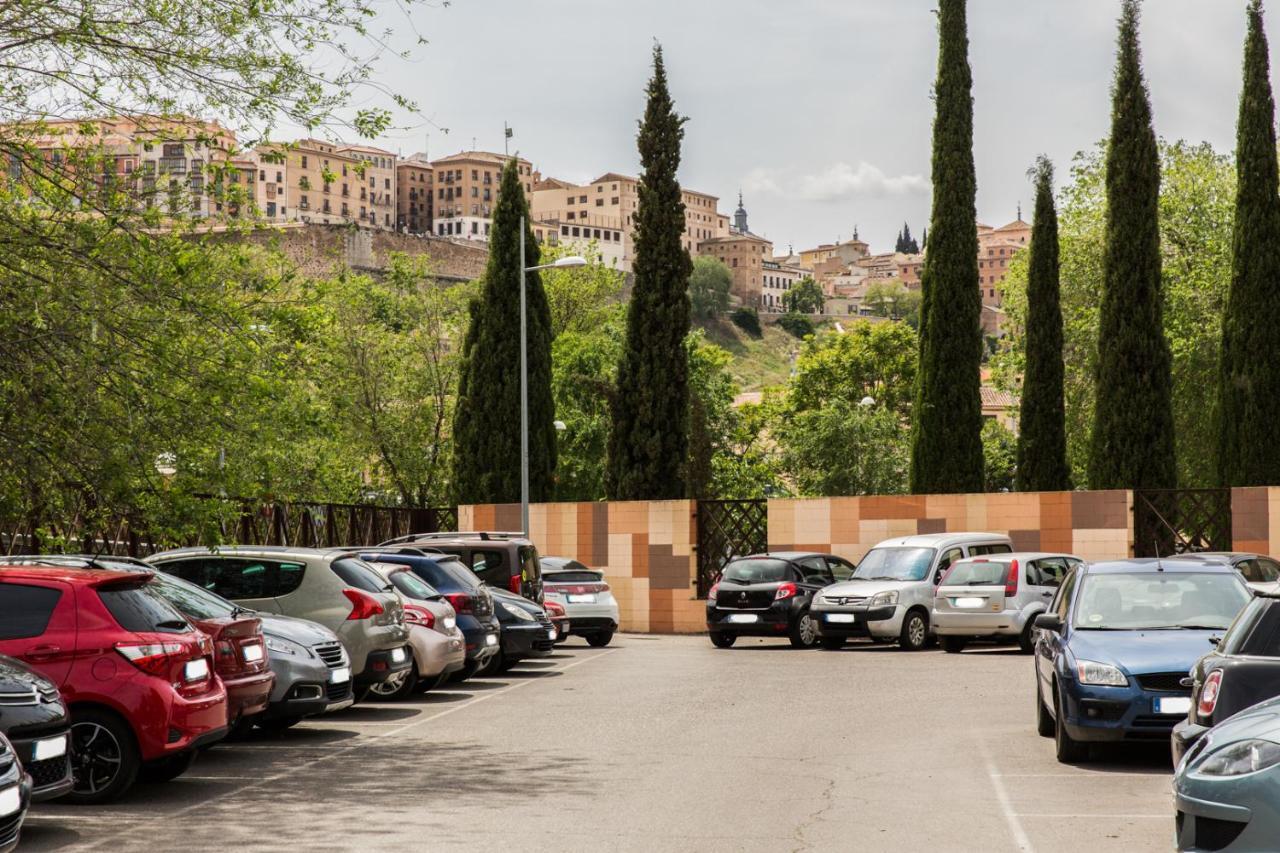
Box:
338, 144, 397, 231
395, 154, 433, 234
697, 197, 772, 306
431, 151, 534, 240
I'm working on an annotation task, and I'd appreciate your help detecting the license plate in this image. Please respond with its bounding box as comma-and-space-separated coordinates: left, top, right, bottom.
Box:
34, 734, 67, 761
567, 594, 595, 603
825, 613, 856, 624
184, 658, 209, 682
241, 643, 264, 663
390, 647, 407, 664
728, 614, 759, 624
329, 666, 351, 685
0, 785, 19, 818
952, 597, 985, 609
485, 633, 498, 646
1156, 696, 1192, 715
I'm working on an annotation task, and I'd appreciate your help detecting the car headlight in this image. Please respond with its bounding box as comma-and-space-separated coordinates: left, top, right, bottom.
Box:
1196, 739, 1280, 777
869, 590, 898, 606
1075, 659, 1128, 686
265, 635, 305, 657
502, 602, 535, 622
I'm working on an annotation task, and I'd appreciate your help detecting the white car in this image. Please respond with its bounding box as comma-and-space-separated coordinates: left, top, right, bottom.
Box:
540, 558, 619, 647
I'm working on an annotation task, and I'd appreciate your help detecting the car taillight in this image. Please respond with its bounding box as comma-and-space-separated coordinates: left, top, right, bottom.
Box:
343, 588, 385, 621
508, 575, 522, 595
1199, 670, 1223, 719
1005, 560, 1020, 598
404, 605, 435, 630
708, 581, 720, 603
775, 582, 798, 601
115, 642, 186, 679
444, 592, 474, 615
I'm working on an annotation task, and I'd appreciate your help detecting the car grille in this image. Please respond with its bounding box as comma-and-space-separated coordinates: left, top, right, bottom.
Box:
0, 687, 38, 707
1137, 672, 1188, 693
326, 680, 353, 703
1185, 813, 1247, 852
824, 596, 867, 606
0, 812, 21, 847
1125, 715, 1178, 739
532, 613, 556, 651
314, 642, 346, 669
27, 755, 71, 791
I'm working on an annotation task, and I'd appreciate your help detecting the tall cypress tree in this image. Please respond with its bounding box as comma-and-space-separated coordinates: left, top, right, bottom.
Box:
1088, 0, 1176, 490
453, 158, 556, 504
605, 44, 693, 500
1217, 0, 1280, 487
1016, 157, 1071, 492
909, 0, 984, 494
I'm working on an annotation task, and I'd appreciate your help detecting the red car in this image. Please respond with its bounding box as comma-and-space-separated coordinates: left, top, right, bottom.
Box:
0, 565, 228, 804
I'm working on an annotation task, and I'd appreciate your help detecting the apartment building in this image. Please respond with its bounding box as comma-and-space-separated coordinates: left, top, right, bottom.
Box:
339, 144, 397, 230
395, 154, 433, 234
761, 258, 809, 311
697, 197, 772, 306
977, 217, 1031, 335
431, 151, 534, 240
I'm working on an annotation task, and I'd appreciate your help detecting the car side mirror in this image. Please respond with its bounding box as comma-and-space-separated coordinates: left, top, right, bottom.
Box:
1034, 613, 1062, 632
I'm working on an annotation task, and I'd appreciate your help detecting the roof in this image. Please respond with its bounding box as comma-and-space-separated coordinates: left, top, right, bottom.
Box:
433, 150, 529, 166
337, 143, 395, 157
981, 387, 1019, 409
873, 532, 1011, 548
591, 172, 637, 185
994, 218, 1031, 232
0, 564, 150, 586
1082, 558, 1240, 574
1171, 552, 1257, 565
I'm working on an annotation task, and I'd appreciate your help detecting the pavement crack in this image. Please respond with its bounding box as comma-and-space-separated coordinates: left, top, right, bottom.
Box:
791, 771, 838, 852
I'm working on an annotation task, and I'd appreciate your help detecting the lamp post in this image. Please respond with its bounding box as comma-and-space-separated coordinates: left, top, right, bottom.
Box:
518, 215, 586, 535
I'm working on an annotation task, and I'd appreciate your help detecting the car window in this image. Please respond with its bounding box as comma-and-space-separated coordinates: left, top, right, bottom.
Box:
1053, 568, 1078, 619
1259, 558, 1280, 583
388, 569, 438, 601
852, 547, 936, 582
1237, 559, 1265, 584
98, 583, 192, 634
0, 583, 62, 640
970, 543, 1013, 556
723, 559, 791, 584
162, 557, 306, 599
518, 546, 541, 583
1072, 572, 1251, 631
330, 558, 389, 593
148, 573, 237, 619
795, 557, 835, 585
825, 557, 856, 581
1032, 558, 1068, 587
544, 570, 604, 584
1220, 598, 1277, 656
935, 548, 964, 582
470, 550, 505, 585
940, 560, 1007, 587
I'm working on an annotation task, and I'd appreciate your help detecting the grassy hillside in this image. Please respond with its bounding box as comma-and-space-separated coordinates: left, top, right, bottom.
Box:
697, 318, 802, 392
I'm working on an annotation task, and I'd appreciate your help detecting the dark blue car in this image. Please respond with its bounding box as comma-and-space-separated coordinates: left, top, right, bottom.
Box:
1033, 558, 1252, 763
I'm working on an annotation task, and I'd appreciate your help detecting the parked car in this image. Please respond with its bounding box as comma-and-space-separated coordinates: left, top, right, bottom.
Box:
1174, 692, 1280, 851
381, 532, 543, 603
0, 564, 227, 803
1033, 558, 1253, 763
363, 561, 466, 699
0, 733, 29, 853
933, 552, 1084, 653
356, 549, 500, 681
0, 655, 72, 802
148, 547, 412, 701
544, 600, 570, 643
1178, 551, 1280, 595
256, 614, 355, 731
1172, 591, 1280, 766
706, 552, 839, 649
540, 557, 619, 647
812, 533, 1014, 651
486, 588, 556, 672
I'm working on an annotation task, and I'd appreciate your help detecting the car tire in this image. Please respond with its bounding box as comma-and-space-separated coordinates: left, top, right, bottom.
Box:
1054, 682, 1089, 763
1036, 681, 1054, 738
413, 672, 451, 694
65, 707, 141, 805
709, 632, 736, 648
899, 609, 929, 651
819, 636, 846, 650
368, 668, 417, 701
789, 610, 819, 648
138, 749, 197, 784
586, 630, 614, 648
940, 636, 968, 654
450, 660, 483, 683
256, 715, 304, 733
1018, 620, 1038, 654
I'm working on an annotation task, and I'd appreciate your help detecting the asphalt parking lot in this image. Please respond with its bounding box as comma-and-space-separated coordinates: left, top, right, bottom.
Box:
19, 635, 1172, 852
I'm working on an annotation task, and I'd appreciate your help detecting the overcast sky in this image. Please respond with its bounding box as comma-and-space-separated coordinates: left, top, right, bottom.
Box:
346, 0, 1256, 254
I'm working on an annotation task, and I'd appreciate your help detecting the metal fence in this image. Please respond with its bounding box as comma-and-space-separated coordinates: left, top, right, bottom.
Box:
696, 499, 768, 597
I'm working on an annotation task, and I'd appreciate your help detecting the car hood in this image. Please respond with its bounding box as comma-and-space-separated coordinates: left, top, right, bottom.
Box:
0, 654, 54, 693
820, 579, 917, 599
257, 612, 341, 646
1067, 628, 1219, 675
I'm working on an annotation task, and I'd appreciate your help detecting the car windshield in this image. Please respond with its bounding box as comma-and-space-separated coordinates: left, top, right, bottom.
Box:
940, 560, 1008, 587
1073, 572, 1251, 631
723, 559, 790, 584
852, 547, 936, 582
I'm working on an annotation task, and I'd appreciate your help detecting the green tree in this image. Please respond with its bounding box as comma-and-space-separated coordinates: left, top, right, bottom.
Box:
606, 44, 694, 500
540, 241, 625, 338
910, 0, 984, 494
551, 313, 625, 501
789, 321, 918, 415
1015, 157, 1071, 492
863, 281, 923, 326
983, 420, 1018, 492
895, 223, 920, 254
779, 402, 909, 496
782, 277, 825, 314
1217, 0, 1280, 487
453, 159, 556, 504
688, 255, 733, 320
1088, 0, 1176, 491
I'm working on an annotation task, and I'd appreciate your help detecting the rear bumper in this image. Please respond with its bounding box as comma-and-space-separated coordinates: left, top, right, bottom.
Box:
223, 669, 276, 723
408, 627, 467, 678
354, 646, 414, 688
147, 685, 229, 761
567, 616, 617, 635
706, 606, 794, 637
933, 608, 1024, 637
1171, 718, 1211, 768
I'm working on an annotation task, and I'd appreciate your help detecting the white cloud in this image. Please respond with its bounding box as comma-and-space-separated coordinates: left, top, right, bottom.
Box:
743, 162, 929, 204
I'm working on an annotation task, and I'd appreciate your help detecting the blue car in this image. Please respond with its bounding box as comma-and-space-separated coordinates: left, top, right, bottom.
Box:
1033, 558, 1252, 763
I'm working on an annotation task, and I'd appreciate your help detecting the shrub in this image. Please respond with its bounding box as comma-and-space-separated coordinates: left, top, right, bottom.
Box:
730, 307, 762, 337
778, 312, 815, 339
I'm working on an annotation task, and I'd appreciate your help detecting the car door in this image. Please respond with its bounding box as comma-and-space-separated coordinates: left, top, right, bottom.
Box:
0, 577, 78, 685
794, 557, 835, 599
1037, 568, 1078, 700
824, 556, 856, 582
1027, 557, 1067, 610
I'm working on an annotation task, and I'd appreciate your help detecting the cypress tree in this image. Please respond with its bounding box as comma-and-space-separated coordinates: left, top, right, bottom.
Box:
453, 158, 557, 504
1016, 157, 1071, 492
1217, 0, 1280, 486
909, 0, 984, 494
1088, 0, 1176, 490
605, 44, 693, 500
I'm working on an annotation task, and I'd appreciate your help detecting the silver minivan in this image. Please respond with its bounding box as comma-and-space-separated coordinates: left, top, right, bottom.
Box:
810, 533, 1013, 651
932, 552, 1084, 653
148, 547, 412, 700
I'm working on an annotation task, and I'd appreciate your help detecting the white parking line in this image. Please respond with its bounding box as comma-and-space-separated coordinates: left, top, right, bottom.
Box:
977, 736, 1035, 853
992, 772, 1162, 778
1015, 813, 1167, 819
80, 649, 619, 851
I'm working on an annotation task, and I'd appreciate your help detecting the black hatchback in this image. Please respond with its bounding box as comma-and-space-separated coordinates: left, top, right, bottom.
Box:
0, 655, 72, 803
706, 553, 837, 649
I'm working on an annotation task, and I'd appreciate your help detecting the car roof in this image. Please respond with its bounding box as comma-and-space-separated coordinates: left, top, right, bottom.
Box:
1081, 558, 1240, 574
1175, 552, 1257, 563
871, 532, 1010, 548
150, 545, 349, 562
955, 552, 1074, 563
541, 558, 596, 571
0, 563, 151, 586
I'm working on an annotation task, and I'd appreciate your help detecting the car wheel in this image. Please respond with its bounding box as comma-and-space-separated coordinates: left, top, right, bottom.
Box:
368, 668, 417, 701
1036, 680, 1054, 738
819, 636, 846, 651
138, 750, 197, 784
899, 610, 929, 651
482, 649, 506, 675
709, 632, 736, 648
413, 672, 451, 694
1054, 682, 1089, 763
65, 708, 141, 805
940, 636, 968, 654
450, 660, 483, 683
256, 715, 303, 733
789, 610, 819, 648
1018, 620, 1038, 654
586, 630, 614, 648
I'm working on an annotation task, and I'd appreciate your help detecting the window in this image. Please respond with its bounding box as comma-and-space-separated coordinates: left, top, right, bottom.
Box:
0, 583, 62, 639
1259, 558, 1280, 582
1029, 557, 1069, 587
824, 557, 856, 581
724, 559, 792, 584
935, 548, 964, 581
795, 557, 834, 585
389, 570, 438, 601
148, 574, 236, 619
99, 584, 192, 634
1073, 572, 1250, 630
852, 547, 936, 582
330, 558, 389, 593
596, 199, 604, 207
161, 557, 306, 600
970, 543, 1013, 556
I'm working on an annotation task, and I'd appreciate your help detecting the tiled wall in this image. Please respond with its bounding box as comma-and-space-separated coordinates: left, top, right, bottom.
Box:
767, 490, 1134, 564
1231, 486, 1280, 555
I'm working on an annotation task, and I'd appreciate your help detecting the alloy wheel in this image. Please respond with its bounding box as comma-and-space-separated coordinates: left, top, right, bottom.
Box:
370, 670, 410, 697
72, 721, 123, 796
908, 615, 926, 648
799, 614, 817, 645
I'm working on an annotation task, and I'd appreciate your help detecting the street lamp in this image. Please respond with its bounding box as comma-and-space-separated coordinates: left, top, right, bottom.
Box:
519, 215, 587, 535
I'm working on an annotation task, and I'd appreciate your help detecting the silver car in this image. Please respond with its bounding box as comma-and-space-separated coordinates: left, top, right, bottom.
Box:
148, 547, 412, 701
932, 552, 1083, 653
811, 533, 1013, 651
365, 562, 466, 699
540, 557, 621, 647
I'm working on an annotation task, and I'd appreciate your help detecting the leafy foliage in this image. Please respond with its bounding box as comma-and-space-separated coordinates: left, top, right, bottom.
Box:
983, 420, 1018, 492
895, 223, 920, 254
781, 277, 825, 314
689, 255, 733, 320
778, 313, 816, 339
730, 307, 763, 337
863, 282, 922, 327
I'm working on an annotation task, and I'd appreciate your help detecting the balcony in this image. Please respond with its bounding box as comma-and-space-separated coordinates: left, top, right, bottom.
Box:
158, 157, 187, 173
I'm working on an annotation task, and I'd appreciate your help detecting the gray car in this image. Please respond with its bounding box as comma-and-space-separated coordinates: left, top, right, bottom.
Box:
1174, 694, 1280, 851
257, 613, 356, 729
148, 547, 412, 700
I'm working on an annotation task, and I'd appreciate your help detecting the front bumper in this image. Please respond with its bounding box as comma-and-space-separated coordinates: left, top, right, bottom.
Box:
1057, 679, 1189, 743
9, 723, 73, 802
932, 608, 1025, 637
0, 769, 31, 853
459, 618, 501, 667
265, 651, 354, 720
810, 603, 901, 639
1174, 768, 1280, 852
500, 622, 557, 661
1172, 718, 1212, 768
353, 646, 414, 689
